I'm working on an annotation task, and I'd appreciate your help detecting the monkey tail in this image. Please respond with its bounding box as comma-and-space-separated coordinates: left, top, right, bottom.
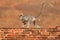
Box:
35, 11, 42, 18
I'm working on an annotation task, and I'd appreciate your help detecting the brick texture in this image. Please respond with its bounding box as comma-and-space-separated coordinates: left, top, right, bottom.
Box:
0, 26, 60, 40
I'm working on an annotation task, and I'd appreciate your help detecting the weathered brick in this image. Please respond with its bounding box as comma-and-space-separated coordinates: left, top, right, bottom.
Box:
55, 35, 60, 40
0, 28, 59, 40
56, 26, 60, 32
57, 32, 60, 35
49, 32, 58, 36
47, 28, 57, 32
41, 31, 49, 36
39, 28, 49, 36
47, 36, 57, 40
29, 30, 41, 36
1, 38, 7, 40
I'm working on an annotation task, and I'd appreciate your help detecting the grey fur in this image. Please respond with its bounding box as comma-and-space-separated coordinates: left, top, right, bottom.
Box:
19, 13, 41, 28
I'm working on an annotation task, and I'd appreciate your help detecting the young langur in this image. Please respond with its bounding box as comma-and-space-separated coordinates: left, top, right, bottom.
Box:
19, 13, 40, 28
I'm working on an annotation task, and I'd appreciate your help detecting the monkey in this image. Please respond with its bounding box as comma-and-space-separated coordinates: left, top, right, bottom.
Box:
19, 13, 40, 28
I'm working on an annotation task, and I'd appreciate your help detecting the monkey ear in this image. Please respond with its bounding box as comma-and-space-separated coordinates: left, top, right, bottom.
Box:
19, 15, 22, 17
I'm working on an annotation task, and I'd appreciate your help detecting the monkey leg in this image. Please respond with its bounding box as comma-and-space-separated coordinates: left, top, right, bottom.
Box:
26, 22, 30, 28
22, 21, 27, 28
22, 24, 26, 27
33, 20, 37, 26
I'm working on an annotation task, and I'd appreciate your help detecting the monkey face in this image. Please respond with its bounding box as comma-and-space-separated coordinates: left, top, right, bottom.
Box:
19, 15, 23, 19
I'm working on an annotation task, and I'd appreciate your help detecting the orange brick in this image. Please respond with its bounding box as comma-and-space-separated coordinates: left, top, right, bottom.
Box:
57, 32, 60, 35
56, 26, 60, 32
41, 31, 49, 36
49, 32, 58, 36
40, 29, 49, 36
47, 36, 57, 40
47, 28, 57, 32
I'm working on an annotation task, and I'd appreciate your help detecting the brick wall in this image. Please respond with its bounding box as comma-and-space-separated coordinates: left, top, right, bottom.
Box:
0, 26, 60, 40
